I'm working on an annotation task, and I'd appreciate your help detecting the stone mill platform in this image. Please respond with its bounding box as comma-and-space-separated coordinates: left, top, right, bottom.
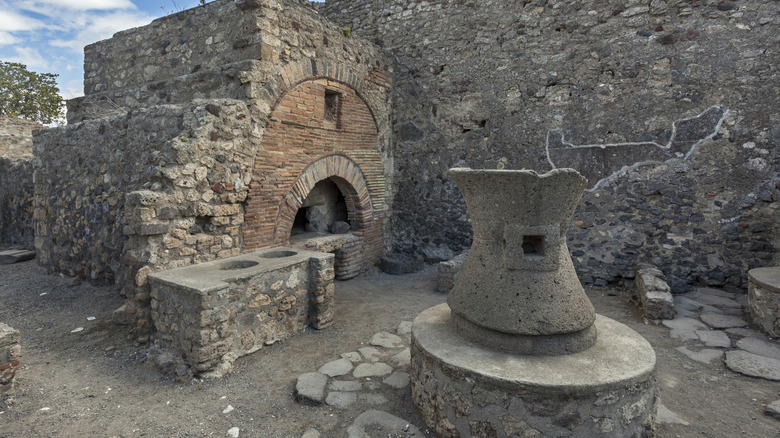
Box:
411, 304, 656, 437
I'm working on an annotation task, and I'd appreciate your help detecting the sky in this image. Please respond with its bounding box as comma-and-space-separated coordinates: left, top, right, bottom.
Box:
0, 0, 322, 101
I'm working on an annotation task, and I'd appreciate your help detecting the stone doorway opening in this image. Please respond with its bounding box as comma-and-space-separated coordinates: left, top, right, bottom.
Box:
291, 178, 350, 236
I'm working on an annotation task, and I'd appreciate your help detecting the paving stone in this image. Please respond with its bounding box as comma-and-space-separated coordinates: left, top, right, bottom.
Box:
662, 316, 708, 341
725, 351, 780, 381
695, 330, 731, 348
726, 327, 769, 339
765, 400, 780, 421
346, 410, 421, 438
674, 296, 724, 315
390, 348, 411, 367
357, 347, 381, 362
353, 362, 393, 378
318, 358, 353, 377
369, 331, 404, 348
359, 393, 388, 405
340, 351, 362, 363
690, 287, 737, 300
673, 296, 704, 311
675, 346, 724, 364
656, 403, 690, 425
329, 380, 362, 392
396, 320, 412, 335
0, 249, 35, 264
382, 371, 410, 389
735, 295, 749, 308
675, 307, 698, 318
685, 293, 741, 309
295, 372, 328, 405
325, 391, 357, 409
736, 337, 780, 361
700, 313, 748, 329
718, 306, 745, 317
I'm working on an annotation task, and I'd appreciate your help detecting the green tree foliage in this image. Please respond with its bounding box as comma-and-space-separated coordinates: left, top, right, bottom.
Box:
0, 61, 64, 124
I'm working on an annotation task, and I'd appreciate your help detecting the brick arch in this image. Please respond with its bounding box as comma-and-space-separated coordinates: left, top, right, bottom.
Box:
274, 154, 373, 244
258, 60, 389, 132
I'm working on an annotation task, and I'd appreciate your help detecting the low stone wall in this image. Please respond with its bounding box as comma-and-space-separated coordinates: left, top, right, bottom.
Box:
0, 323, 21, 395
148, 248, 334, 376
0, 157, 34, 248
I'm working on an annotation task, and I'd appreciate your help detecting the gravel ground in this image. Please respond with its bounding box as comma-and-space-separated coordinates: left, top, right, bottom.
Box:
1, 257, 779, 437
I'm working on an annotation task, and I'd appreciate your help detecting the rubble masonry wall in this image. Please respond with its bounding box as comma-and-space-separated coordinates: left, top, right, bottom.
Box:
321, 0, 780, 291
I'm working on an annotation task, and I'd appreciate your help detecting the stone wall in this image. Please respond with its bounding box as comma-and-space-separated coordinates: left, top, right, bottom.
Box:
0, 116, 40, 157
0, 117, 41, 248
0, 157, 35, 248
321, 0, 780, 291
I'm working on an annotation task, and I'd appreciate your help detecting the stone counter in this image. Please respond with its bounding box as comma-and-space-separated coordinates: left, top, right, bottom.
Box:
149, 247, 334, 376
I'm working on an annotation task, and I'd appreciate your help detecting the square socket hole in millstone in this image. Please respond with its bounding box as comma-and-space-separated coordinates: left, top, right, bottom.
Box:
522, 235, 545, 258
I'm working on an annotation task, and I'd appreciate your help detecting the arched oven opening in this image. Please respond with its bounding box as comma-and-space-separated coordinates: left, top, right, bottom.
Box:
290, 178, 351, 236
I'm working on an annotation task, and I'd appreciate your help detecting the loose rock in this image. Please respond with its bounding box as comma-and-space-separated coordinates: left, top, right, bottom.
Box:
295, 372, 328, 405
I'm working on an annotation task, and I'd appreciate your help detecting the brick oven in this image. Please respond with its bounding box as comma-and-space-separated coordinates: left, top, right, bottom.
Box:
244, 78, 387, 279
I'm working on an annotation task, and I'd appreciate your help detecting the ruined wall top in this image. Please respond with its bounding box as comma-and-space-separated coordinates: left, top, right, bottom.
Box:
0, 117, 42, 158
82, 0, 390, 96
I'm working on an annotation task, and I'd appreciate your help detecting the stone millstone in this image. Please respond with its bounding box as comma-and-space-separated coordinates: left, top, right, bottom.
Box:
447, 168, 596, 355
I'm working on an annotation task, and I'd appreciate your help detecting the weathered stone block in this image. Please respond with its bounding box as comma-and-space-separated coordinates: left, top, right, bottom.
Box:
635, 263, 675, 320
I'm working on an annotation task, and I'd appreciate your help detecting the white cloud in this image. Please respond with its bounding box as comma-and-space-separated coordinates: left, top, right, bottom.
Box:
6, 46, 51, 70
50, 10, 153, 52
17, 0, 137, 12
0, 9, 46, 32
0, 31, 19, 45
61, 77, 83, 99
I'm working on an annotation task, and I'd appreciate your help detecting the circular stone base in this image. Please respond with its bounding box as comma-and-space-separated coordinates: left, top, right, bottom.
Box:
411, 304, 657, 438
452, 312, 598, 355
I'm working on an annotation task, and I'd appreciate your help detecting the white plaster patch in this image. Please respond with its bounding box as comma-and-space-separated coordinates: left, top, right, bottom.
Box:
286, 273, 299, 289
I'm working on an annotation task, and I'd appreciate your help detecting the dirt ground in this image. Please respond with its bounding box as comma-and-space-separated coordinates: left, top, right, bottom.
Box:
1, 257, 779, 437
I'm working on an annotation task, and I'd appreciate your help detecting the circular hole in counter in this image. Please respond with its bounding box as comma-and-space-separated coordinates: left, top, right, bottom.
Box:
219, 260, 260, 270
259, 250, 297, 259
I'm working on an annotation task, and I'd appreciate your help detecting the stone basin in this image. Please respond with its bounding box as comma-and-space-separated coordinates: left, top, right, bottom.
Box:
151, 247, 315, 294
